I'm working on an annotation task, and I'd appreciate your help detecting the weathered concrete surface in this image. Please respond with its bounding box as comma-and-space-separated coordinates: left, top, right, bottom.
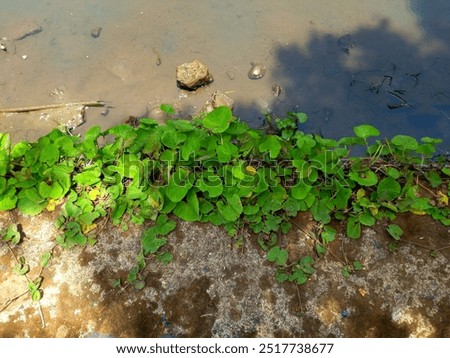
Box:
0, 211, 449, 337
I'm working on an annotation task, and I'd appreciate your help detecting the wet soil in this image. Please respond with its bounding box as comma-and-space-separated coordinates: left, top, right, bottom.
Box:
0, 210, 448, 338
1, 1, 449, 148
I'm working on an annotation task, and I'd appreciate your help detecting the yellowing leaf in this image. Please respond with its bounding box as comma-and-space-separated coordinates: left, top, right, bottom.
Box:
148, 196, 160, 209
88, 188, 101, 201
82, 223, 97, 234
437, 191, 448, 207
369, 206, 378, 216
358, 288, 369, 297
410, 209, 427, 215
46, 199, 61, 212
356, 188, 366, 200
245, 165, 257, 176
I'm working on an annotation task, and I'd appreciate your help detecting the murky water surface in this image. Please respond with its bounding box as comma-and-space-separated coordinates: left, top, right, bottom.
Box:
1, 0, 449, 150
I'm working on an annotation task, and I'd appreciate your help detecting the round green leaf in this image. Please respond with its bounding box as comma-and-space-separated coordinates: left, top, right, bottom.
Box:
377, 177, 401, 202
291, 182, 312, 200
10, 141, 31, 159
347, 217, 361, 239
166, 172, 193, 203
0, 151, 9, 176
39, 143, 60, 166
391, 135, 418, 151
420, 137, 442, 144
160, 104, 175, 115
0, 186, 17, 210
359, 212, 376, 226
354, 124, 380, 139
75, 167, 102, 186
174, 201, 200, 221
141, 228, 167, 254
386, 167, 401, 179
40, 252, 52, 268
259, 135, 282, 159
161, 129, 186, 149
267, 246, 288, 266
196, 178, 223, 198
386, 224, 403, 240
321, 226, 336, 244
349, 170, 378, 186
202, 106, 233, 133
173, 190, 200, 222
217, 194, 242, 222
167, 119, 194, 132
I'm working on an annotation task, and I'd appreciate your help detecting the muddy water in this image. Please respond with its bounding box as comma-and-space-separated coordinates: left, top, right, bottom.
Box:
0, 0, 449, 149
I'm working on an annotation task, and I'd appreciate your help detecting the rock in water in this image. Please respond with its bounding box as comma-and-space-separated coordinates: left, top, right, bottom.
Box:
176, 60, 213, 90
248, 63, 266, 79
272, 84, 282, 97
201, 91, 235, 114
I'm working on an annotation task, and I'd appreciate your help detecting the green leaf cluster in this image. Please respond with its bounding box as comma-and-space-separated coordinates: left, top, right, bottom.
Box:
0, 106, 448, 286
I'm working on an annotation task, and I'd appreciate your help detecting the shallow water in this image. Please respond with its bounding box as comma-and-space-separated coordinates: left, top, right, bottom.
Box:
1, 0, 449, 150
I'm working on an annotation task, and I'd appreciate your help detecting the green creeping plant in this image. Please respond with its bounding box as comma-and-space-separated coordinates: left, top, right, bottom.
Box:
0, 105, 448, 289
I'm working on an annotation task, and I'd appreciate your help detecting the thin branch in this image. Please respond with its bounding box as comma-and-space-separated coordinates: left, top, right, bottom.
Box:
6, 242, 47, 328
0, 291, 28, 313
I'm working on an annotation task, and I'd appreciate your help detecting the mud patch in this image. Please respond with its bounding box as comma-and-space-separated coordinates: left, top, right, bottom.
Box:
163, 278, 218, 337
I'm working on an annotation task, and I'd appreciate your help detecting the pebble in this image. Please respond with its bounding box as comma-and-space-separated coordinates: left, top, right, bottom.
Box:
248, 63, 266, 79
337, 34, 356, 54
91, 27, 102, 39
272, 84, 282, 97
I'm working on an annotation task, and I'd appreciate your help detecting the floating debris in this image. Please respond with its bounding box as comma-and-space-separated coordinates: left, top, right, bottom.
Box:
248, 62, 266, 79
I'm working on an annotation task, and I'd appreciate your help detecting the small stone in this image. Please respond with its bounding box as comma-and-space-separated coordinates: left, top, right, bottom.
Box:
21, 55, 28, 60
148, 106, 172, 123
122, 105, 149, 126
272, 84, 282, 97
91, 27, 102, 39
176, 60, 213, 91
338, 34, 356, 54
248, 63, 266, 79
201, 91, 235, 114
